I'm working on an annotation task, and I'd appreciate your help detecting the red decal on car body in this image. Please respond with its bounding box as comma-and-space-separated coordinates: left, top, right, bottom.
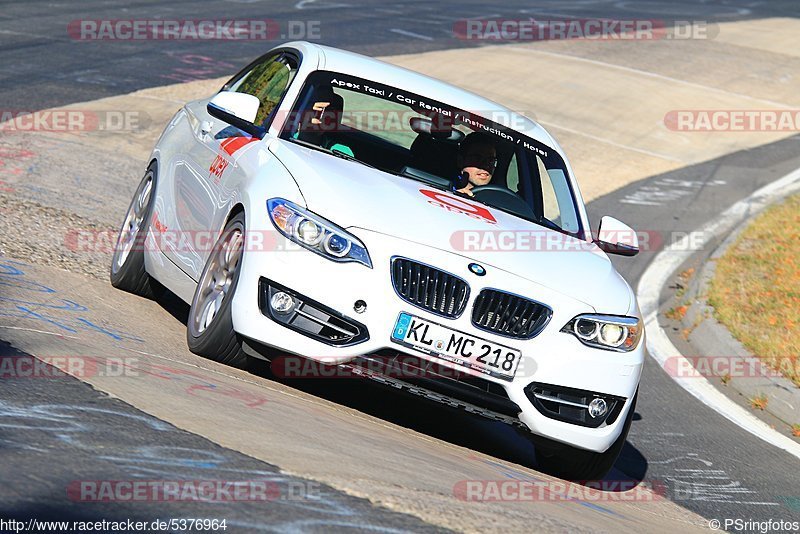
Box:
209, 154, 229, 183
153, 212, 167, 233
419, 189, 497, 224
219, 136, 258, 156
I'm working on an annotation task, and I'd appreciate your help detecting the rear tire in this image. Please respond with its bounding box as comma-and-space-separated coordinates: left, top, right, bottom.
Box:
533, 390, 638, 481
186, 212, 249, 369
110, 164, 161, 298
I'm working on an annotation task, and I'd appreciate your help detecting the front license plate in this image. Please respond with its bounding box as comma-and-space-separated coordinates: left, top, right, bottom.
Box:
391, 312, 521, 380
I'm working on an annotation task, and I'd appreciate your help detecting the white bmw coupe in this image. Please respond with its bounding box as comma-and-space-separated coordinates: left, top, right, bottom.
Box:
111, 41, 644, 480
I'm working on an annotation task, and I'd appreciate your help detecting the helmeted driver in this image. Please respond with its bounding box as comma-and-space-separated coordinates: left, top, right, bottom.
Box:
454, 132, 497, 197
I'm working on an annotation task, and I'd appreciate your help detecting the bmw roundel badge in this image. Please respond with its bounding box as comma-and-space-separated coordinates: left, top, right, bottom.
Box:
468, 263, 486, 276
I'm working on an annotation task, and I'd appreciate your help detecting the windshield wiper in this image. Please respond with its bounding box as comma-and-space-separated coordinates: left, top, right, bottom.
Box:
330, 147, 378, 169
286, 138, 377, 170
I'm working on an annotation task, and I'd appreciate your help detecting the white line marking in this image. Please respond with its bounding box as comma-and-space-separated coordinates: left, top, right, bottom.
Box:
505, 47, 794, 109
612, 0, 751, 17
0, 29, 67, 42
427, 14, 459, 21
637, 166, 800, 460
295, 0, 351, 9
517, 9, 587, 18
537, 120, 685, 162
463, 13, 502, 20
375, 8, 404, 15
0, 325, 79, 339
389, 28, 434, 41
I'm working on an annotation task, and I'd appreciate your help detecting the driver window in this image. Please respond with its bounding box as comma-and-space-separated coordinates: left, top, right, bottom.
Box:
227, 54, 296, 127
507, 153, 521, 193
536, 155, 580, 233
536, 155, 560, 225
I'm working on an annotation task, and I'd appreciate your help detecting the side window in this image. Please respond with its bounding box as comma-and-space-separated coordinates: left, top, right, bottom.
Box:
535, 155, 580, 233
507, 153, 521, 192
227, 53, 297, 126
536, 156, 560, 224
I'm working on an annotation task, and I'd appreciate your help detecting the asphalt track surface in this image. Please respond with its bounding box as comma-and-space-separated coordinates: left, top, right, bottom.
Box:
587, 135, 800, 524
2, 0, 800, 110
2, 0, 800, 531
0, 342, 446, 532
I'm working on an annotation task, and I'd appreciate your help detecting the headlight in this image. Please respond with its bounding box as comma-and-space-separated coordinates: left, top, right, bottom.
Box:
267, 198, 372, 268
561, 314, 642, 352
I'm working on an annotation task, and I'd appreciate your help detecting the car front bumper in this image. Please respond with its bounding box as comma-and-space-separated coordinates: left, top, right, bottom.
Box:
230, 220, 644, 453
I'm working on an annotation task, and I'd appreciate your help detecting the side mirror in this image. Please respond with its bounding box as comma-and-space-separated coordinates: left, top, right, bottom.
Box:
207, 92, 265, 138
594, 216, 639, 256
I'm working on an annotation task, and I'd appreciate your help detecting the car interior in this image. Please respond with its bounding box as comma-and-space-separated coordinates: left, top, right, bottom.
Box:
283, 83, 556, 226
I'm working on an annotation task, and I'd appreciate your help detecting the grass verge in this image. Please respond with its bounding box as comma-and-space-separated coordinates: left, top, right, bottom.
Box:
707, 193, 800, 387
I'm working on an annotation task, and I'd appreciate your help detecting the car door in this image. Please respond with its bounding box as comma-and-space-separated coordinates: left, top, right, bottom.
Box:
165, 52, 298, 279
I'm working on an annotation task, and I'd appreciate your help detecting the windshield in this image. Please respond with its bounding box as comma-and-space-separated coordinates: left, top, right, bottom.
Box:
279, 70, 582, 236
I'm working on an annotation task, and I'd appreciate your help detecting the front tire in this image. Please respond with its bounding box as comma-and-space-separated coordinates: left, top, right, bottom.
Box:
186, 212, 249, 369
533, 390, 638, 481
110, 164, 160, 298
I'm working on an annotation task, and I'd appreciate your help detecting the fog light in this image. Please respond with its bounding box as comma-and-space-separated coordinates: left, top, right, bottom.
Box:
270, 291, 295, 314
588, 397, 608, 419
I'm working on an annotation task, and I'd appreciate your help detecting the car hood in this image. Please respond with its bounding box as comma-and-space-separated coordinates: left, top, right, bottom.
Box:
269, 139, 631, 313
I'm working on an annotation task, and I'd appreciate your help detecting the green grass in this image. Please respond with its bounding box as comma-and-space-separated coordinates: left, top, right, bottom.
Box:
708, 193, 800, 387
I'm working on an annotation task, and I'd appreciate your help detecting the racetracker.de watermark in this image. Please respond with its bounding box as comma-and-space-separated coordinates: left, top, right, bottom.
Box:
66, 228, 713, 255
663, 356, 799, 380
68, 480, 320, 502
0, 110, 149, 132
68, 19, 321, 41
0, 356, 140, 379
453, 18, 716, 41
65, 229, 282, 254
665, 110, 800, 132
449, 229, 713, 253
453, 479, 667, 502
270, 354, 519, 379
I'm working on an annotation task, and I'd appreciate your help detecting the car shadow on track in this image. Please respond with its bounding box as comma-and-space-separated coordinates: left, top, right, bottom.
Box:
150, 291, 649, 488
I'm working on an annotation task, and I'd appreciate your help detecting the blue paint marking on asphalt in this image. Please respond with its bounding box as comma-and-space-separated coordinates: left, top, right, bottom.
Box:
0, 259, 143, 343
0, 276, 56, 293
0, 263, 25, 276
75, 318, 144, 343
780, 496, 800, 512
0, 296, 88, 311
14, 306, 78, 333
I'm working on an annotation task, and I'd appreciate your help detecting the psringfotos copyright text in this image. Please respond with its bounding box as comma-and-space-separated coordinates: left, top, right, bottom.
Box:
708, 518, 800, 532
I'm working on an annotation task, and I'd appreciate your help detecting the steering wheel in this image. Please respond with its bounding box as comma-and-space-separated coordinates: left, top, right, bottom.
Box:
469, 185, 537, 220
470, 184, 520, 198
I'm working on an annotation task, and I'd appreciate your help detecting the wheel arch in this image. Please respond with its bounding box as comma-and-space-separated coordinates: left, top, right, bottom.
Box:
226, 203, 245, 225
